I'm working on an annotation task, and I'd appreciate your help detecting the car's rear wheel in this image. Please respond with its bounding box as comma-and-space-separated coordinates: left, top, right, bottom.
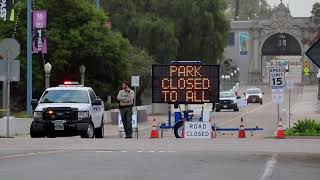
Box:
81, 123, 95, 138
216, 108, 220, 112
95, 118, 104, 138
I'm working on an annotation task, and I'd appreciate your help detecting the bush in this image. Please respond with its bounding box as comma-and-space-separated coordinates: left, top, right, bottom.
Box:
105, 103, 119, 110
286, 118, 320, 136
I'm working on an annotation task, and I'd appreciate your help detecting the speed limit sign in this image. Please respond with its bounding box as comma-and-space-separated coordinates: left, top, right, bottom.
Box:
269, 67, 285, 88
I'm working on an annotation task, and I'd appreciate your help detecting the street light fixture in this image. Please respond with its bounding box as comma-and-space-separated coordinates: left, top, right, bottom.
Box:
44, 62, 52, 89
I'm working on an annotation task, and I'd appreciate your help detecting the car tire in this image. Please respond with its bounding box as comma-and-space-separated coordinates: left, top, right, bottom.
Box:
216, 109, 220, 112
30, 123, 45, 138
174, 121, 184, 138
234, 108, 239, 112
81, 122, 95, 138
260, 100, 263, 105
47, 133, 56, 138
95, 118, 104, 138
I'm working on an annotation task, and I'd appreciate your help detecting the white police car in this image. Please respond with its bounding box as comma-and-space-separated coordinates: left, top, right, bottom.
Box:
30, 82, 105, 138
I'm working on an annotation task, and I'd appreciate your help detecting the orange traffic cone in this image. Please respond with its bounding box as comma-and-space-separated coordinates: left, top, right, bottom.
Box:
238, 118, 246, 138
276, 118, 285, 139
150, 118, 159, 138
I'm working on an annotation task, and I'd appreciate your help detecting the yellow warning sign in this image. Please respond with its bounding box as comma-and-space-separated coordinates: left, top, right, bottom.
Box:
304, 67, 310, 76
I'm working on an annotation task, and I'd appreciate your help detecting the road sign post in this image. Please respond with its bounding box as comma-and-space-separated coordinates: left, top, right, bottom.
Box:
270, 66, 286, 125
131, 76, 140, 108
0, 38, 21, 138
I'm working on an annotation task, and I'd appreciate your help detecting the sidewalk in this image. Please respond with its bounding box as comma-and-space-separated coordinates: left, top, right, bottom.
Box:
292, 85, 320, 122
104, 115, 169, 138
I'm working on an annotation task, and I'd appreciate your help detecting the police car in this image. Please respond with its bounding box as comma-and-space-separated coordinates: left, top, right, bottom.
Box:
30, 82, 105, 138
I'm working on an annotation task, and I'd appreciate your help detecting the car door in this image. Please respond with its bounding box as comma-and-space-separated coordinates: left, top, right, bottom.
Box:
91, 90, 103, 122
88, 90, 99, 127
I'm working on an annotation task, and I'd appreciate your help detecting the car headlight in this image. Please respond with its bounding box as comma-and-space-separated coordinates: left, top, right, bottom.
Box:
78, 111, 89, 120
33, 111, 42, 121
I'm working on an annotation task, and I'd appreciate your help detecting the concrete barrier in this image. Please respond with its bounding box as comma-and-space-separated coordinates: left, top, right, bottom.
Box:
105, 105, 153, 125
0, 117, 32, 136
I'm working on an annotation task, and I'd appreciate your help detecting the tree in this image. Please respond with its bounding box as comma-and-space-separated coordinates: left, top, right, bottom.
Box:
311, 2, 320, 44
226, 0, 272, 20
311, 2, 320, 25
0, 0, 152, 110
103, 0, 230, 64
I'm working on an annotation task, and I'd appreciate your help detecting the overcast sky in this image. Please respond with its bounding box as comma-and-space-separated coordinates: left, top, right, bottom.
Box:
267, 0, 320, 17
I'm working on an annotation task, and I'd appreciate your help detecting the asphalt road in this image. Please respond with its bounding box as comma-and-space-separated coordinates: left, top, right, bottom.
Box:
0, 147, 319, 180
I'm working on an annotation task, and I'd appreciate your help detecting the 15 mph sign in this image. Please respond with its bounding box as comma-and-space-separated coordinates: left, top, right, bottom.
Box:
269, 67, 285, 88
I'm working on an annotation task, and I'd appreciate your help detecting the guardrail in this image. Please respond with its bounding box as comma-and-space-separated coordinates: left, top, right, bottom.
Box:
214, 127, 264, 136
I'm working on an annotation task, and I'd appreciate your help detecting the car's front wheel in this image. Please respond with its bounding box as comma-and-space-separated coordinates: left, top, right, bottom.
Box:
30, 123, 45, 138
81, 123, 95, 138
95, 118, 104, 138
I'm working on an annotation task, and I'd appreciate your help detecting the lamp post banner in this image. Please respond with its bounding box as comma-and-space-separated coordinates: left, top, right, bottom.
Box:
0, 0, 15, 21
32, 10, 47, 54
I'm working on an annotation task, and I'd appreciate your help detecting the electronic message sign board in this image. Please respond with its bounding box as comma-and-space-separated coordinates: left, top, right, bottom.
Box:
152, 64, 220, 104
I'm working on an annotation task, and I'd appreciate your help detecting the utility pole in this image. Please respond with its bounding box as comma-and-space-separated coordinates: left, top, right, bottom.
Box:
27, 0, 32, 116
235, 0, 240, 21
96, 0, 100, 10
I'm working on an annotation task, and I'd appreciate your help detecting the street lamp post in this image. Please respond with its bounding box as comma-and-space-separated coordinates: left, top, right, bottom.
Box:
44, 62, 52, 89
230, 73, 234, 87
221, 75, 225, 91
79, 65, 86, 85
225, 75, 230, 90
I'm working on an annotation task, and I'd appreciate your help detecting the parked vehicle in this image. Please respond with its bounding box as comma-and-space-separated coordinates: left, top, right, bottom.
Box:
30, 82, 105, 138
215, 91, 240, 112
245, 88, 263, 105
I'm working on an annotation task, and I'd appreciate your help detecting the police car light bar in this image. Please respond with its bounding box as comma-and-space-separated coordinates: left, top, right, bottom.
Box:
63, 81, 80, 85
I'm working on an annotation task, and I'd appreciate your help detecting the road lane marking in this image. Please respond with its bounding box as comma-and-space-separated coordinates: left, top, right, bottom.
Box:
219, 101, 273, 126
96, 150, 177, 153
96, 151, 113, 153
258, 154, 278, 180
0, 150, 69, 160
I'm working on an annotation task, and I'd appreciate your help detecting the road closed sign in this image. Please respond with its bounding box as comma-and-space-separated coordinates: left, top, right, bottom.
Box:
184, 121, 211, 139
269, 67, 285, 88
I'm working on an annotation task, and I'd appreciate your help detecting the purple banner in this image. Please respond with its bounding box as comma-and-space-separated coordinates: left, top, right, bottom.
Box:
32, 10, 47, 54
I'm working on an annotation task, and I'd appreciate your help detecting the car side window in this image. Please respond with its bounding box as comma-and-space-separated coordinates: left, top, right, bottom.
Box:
89, 90, 96, 102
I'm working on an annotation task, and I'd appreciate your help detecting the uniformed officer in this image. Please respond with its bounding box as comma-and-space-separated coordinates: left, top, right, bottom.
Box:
117, 81, 135, 138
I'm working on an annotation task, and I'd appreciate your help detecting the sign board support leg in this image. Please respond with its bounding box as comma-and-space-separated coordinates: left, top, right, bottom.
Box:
134, 86, 136, 107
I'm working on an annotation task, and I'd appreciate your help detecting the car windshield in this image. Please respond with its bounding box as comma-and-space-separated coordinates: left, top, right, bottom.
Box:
220, 92, 235, 98
246, 90, 261, 94
40, 90, 90, 103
